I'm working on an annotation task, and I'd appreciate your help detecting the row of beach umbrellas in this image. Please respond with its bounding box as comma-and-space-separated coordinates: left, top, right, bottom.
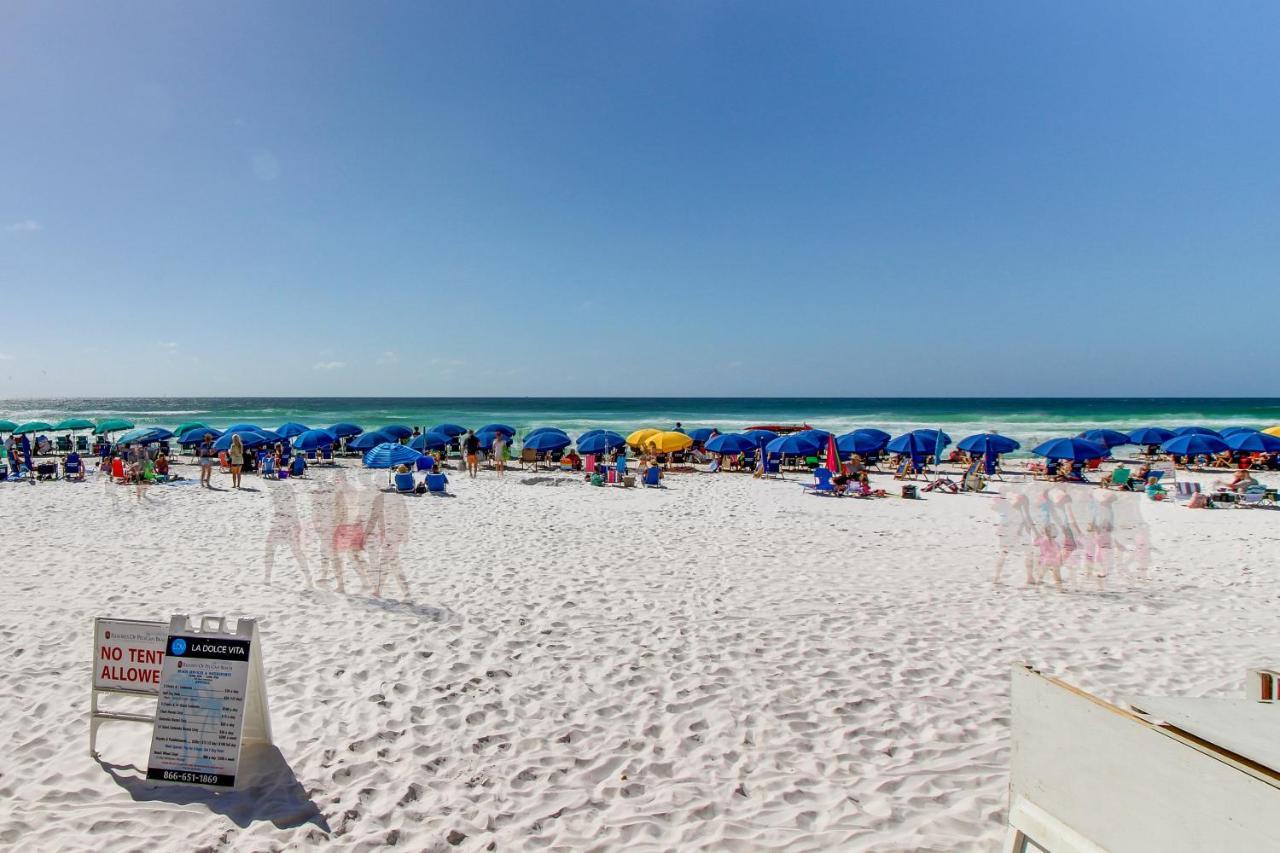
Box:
4, 417, 1280, 466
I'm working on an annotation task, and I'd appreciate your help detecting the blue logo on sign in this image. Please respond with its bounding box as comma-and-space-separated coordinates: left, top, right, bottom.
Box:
170, 638, 187, 655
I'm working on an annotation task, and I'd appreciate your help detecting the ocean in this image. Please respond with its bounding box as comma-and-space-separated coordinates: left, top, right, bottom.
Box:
3, 398, 1278, 456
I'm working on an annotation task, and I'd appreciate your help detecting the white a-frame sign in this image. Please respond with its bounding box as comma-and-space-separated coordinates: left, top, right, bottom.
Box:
145, 615, 272, 789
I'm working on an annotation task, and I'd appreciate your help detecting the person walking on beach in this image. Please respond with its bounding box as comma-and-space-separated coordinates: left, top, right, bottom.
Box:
229, 434, 245, 489
198, 434, 216, 487
492, 432, 507, 476
464, 430, 480, 478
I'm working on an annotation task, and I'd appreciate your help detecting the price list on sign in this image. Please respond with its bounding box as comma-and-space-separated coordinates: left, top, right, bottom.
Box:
145, 617, 271, 789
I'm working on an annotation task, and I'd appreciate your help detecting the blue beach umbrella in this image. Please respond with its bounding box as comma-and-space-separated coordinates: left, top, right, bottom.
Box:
837, 430, 891, 455
577, 431, 626, 454
254, 429, 284, 444
1172, 426, 1222, 438
214, 430, 270, 451
705, 433, 757, 455
276, 422, 310, 438
957, 433, 1020, 454
526, 426, 569, 440
765, 433, 823, 457
1161, 434, 1229, 457
1221, 426, 1260, 438
524, 431, 572, 452
410, 430, 452, 451
328, 422, 364, 438
687, 427, 718, 444
362, 442, 424, 469
225, 423, 261, 433
1032, 437, 1109, 461
349, 430, 394, 451
293, 428, 337, 451
742, 429, 778, 449
1225, 431, 1280, 453
1078, 429, 1131, 449
1127, 426, 1175, 446
430, 423, 468, 437
380, 424, 414, 440
117, 427, 173, 445
853, 428, 890, 444
478, 423, 516, 437
179, 426, 223, 444
794, 428, 833, 446
886, 430, 951, 455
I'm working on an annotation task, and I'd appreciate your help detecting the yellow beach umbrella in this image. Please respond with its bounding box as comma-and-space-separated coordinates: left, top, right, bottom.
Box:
627, 428, 660, 449
1264, 425, 1280, 437
646, 431, 694, 453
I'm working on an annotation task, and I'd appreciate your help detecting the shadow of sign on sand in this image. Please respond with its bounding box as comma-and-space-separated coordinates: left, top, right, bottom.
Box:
98, 744, 328, 832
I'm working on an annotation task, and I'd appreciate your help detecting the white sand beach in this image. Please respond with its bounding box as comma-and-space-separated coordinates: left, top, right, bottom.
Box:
2, 461, 1277, 851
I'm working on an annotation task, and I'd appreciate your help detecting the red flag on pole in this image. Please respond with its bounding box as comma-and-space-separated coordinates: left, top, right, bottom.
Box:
826, 433, 843, 475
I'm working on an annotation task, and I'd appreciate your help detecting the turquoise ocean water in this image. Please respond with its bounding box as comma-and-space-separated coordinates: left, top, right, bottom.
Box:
3, 398, 1278, 456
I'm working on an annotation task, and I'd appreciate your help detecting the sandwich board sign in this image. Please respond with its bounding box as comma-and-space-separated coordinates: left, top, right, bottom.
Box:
90, 617, 170, 756
145, 615, 272, 789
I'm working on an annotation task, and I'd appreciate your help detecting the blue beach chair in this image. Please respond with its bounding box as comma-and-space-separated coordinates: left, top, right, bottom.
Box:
394, 471, 416, 494
642, 466, 662, 487
804, 467, 837, 495
426, 472, 448, 494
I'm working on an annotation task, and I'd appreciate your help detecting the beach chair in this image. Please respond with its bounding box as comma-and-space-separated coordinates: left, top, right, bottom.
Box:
642, 466, 662, 487
1237, 485, 1268, 507
289, 455, 307, 477
616, 456, 628, 476
1103, 466, 1131, 490
707, 458, 720, 473
218, 451, 231, 473
393, 471, 416, 494
1173, 481, 1201, 502
64, 457, 83, 479
319, 445, 334, 465
110, 458, 127, 483
520, 448, 538, 470
75, 436, 88, 452
56, 436, 71, 453
584, 455, 596, 474
426, 472, 448, 494
261, 456, 276, 478
803, 467, 836, 495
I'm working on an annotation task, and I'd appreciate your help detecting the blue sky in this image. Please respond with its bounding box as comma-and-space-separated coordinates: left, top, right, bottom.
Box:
3, 2, 1278, 397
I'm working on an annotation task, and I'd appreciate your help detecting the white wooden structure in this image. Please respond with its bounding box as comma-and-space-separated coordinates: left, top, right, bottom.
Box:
1006, 664, 1280, 853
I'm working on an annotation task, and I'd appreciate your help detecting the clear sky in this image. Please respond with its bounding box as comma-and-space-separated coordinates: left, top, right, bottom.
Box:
3, 2, 1278, 397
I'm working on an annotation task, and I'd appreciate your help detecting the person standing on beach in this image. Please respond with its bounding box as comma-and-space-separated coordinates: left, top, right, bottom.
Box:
229, 434, 245, 489
198, 434, 216, 488
464, 430, 480, 478
492, 432, 507, 476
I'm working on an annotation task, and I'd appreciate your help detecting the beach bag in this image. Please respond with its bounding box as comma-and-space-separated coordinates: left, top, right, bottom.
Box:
901, 485, 918, 499
590, 473, 604, 487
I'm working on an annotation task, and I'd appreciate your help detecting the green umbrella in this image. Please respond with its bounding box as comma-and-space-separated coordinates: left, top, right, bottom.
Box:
174, 421, 210, 437
53, 417, 96, 431
13, 420, 54, 435
0, 420, 17, 434
94, 418, 135, 435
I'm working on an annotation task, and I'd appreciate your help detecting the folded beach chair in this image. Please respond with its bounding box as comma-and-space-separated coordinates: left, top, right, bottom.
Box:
803, 467, 837, 495
1174, 481, 1201, 502
642, 467, 662, 487
426, 472, 448, 494
394, 471, 416, 494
